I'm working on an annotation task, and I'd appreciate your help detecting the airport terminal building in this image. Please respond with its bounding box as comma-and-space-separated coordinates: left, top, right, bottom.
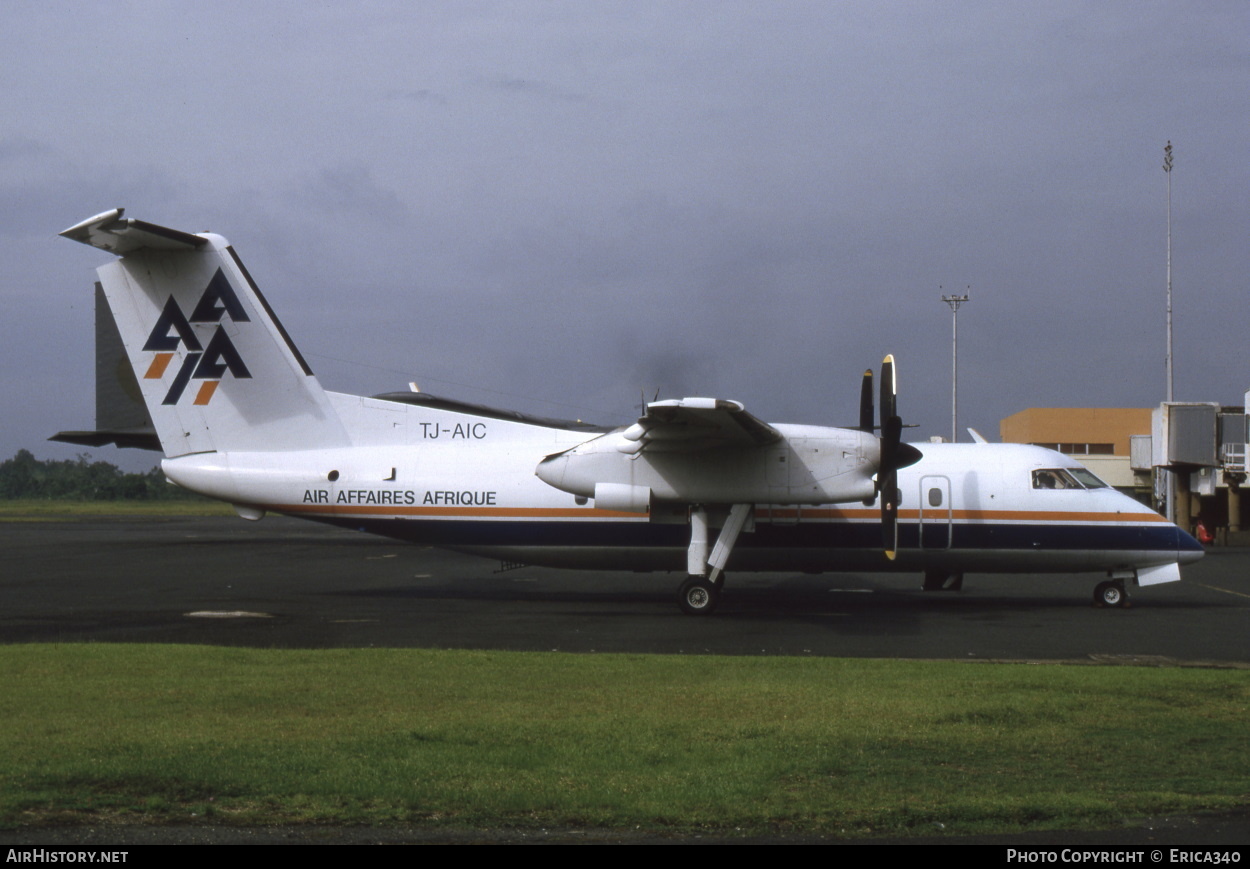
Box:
1000, 403, 1249, 542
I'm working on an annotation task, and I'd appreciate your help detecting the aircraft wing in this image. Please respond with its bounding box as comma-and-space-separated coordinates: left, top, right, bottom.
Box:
618, 397, 782, 454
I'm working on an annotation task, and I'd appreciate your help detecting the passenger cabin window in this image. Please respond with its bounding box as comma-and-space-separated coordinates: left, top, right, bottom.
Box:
928, 487, 943, 507
1032, 468, 1107, 490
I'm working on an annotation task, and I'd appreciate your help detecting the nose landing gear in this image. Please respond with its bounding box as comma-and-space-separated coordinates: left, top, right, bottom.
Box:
1093, 580, 1129, 608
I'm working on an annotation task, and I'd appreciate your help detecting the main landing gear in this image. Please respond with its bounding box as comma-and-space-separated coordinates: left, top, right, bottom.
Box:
679, 575, 721, 616
1093, 580, 1129, 608
676, 503, 752, 616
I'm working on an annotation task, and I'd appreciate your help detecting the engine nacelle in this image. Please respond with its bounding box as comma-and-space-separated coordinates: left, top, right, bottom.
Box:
537, 424, 880, 506
594, 483, 652, 513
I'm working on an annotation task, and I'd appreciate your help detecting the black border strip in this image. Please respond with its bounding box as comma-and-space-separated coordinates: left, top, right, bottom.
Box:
226, 246, 314, 376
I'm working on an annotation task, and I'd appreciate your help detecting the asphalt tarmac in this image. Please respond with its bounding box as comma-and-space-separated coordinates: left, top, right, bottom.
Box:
3, 513, 1248, 846
3, 514, 1247, 663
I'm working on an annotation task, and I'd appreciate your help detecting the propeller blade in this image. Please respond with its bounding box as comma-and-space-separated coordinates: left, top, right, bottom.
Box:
881, 414, 901, 559
855, 354, 922, 558
879, 354, 897, 424
875, 354, 922, 559
858, 369, 874, 433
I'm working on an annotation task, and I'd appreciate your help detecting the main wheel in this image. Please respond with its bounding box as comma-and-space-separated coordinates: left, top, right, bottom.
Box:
678, 576, 719, 616
1093, 580, 1127, 608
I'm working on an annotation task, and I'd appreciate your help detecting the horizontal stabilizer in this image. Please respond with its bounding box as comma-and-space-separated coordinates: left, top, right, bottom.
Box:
49, 428, 161, 451
59, 208, 207, 256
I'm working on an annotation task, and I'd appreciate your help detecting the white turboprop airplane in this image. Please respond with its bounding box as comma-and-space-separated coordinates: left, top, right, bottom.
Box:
54, 209, 1203, 615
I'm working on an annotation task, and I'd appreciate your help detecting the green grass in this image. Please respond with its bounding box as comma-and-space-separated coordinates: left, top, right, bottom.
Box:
1, 646, 1246, 837
0, 499, 234, 520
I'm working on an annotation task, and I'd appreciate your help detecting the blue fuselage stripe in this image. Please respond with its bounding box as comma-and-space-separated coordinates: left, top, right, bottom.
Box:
308, 516, 1193, 555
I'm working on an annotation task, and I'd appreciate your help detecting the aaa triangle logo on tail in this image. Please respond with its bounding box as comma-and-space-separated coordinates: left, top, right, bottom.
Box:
141, 268, 252, 405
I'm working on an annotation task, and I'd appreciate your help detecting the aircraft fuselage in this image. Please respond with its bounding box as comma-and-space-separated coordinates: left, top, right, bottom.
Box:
160, 398, 1198, 577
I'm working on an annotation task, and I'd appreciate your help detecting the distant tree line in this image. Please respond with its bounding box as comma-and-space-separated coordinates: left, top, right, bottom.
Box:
0, 450, 206, 501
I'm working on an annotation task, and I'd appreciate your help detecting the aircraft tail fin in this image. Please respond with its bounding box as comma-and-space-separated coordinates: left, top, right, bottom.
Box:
59, 209, 349, 457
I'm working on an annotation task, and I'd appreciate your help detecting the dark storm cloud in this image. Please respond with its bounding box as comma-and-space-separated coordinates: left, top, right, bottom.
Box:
2, 2, 1247, 472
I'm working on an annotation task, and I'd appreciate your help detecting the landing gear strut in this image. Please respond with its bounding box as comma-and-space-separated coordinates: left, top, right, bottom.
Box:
1093, 580, 1129, 608
676, 504, 751, 616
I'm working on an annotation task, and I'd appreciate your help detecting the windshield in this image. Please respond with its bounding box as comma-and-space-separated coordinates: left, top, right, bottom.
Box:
1067, 468, 1109, 489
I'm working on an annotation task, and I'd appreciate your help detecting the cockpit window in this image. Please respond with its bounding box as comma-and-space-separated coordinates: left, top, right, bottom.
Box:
1067, 468, 1108, 489
1032, 469, 1079, 489
1032, 468, 1107, 490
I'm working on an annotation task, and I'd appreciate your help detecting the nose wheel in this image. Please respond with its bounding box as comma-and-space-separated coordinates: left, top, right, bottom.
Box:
1093, 580, 1129, 608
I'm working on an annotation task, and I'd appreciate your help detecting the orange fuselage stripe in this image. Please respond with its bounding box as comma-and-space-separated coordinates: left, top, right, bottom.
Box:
272, 504, 644, 519
265, 503, 1167, 523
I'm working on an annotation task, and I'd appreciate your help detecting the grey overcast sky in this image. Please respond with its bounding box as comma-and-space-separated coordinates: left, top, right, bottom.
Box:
2, 1, 1247, 470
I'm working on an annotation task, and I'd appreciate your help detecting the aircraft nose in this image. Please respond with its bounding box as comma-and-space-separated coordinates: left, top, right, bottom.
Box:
1175, 524, 1205, 564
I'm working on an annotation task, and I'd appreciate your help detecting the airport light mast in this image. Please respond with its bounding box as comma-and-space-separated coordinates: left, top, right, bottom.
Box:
941, 290, 969, 443
1162, 141, 1175, 522
1164, 140, 1174, 403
